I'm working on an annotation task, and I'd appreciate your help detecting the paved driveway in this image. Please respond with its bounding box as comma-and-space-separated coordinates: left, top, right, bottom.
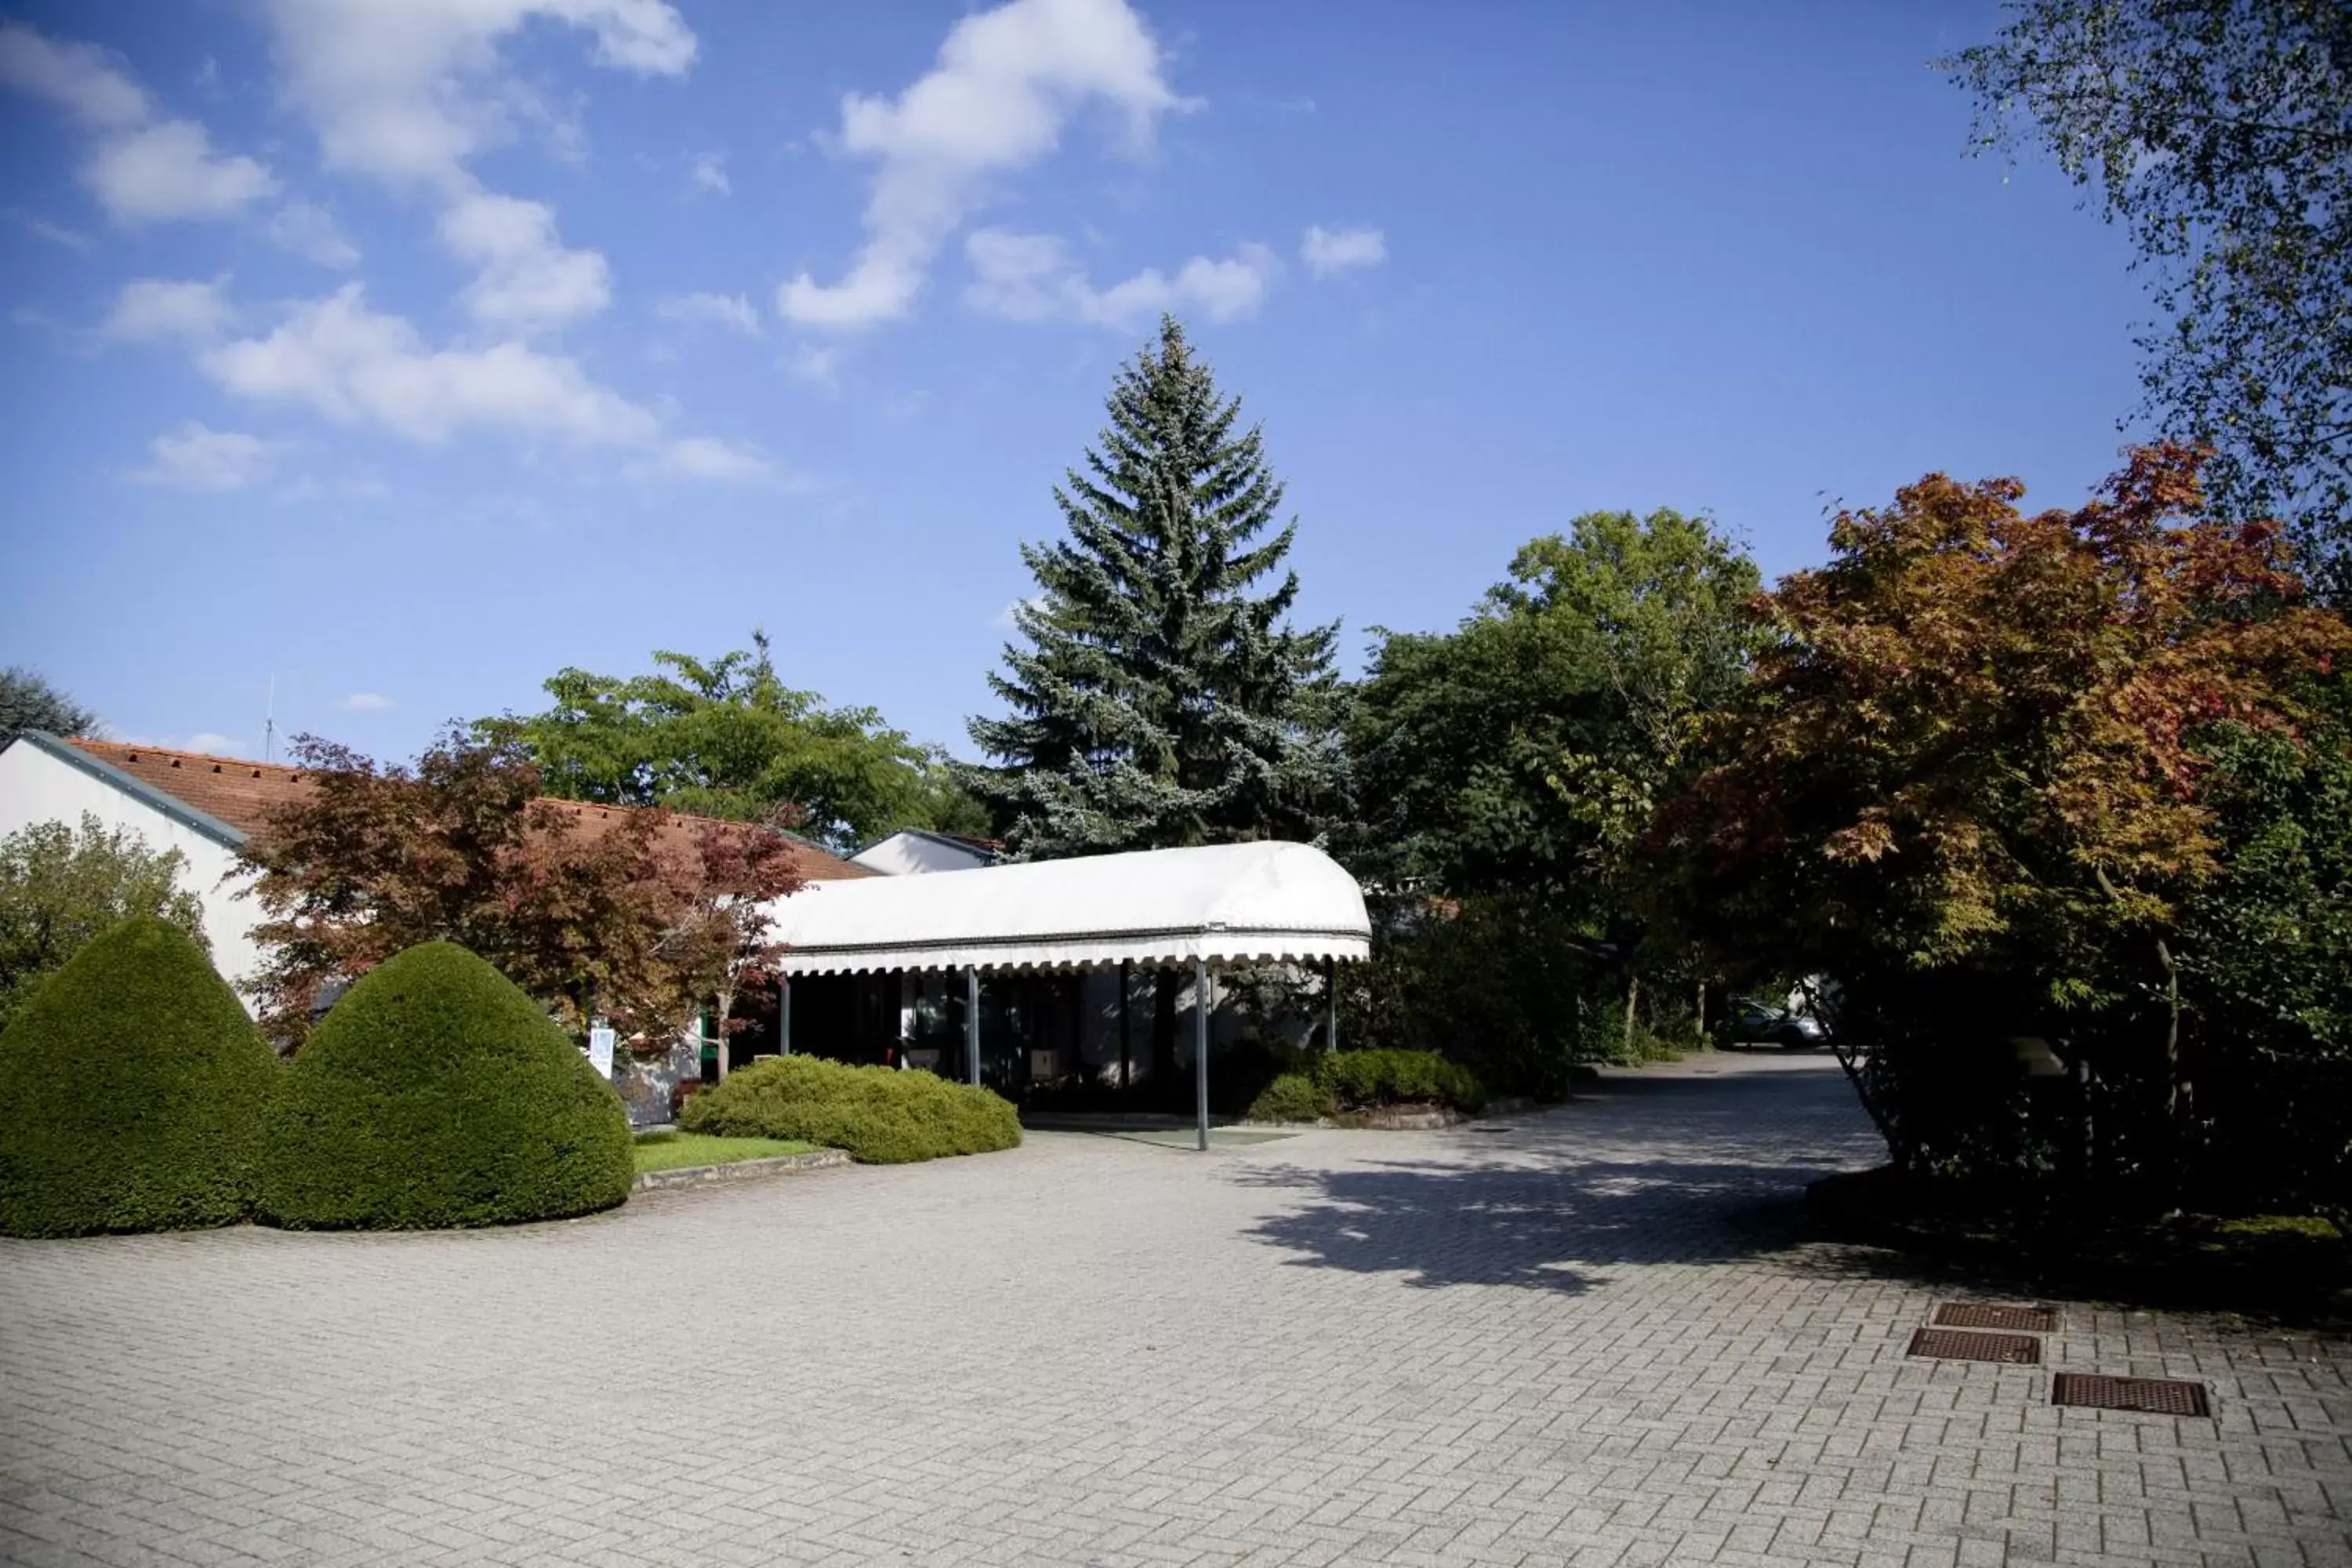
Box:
3, 1054, 2347, 1567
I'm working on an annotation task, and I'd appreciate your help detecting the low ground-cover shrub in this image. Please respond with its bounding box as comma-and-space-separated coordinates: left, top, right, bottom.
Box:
1807, 1166, 2351, 1323
680, 1054, 1021, 1163
1247, 1072, 1334, 1123
1314, 1048, 1486, 1114
261, 942, 633, 1229
0, 916, 277, 1236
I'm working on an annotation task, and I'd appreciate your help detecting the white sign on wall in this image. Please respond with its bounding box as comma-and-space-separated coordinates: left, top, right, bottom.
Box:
587, 1026, 615, 1079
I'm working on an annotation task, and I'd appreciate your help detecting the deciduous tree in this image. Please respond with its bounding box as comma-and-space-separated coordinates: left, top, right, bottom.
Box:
1949, 1, 2352, 591
504, 632, 979, 850
1661, 444, 2351, 1191
240, 726, 804, 1049
0, 814, 207, 1031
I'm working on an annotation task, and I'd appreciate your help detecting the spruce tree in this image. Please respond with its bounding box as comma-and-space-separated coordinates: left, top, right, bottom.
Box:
964, 317, 1348, 861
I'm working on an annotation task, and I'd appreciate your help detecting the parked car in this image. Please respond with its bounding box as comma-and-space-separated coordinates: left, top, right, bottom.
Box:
1725, 998, 1824, 1051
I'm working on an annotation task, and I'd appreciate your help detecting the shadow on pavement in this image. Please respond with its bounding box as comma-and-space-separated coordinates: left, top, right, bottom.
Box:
1231, 1061, 1994, 1295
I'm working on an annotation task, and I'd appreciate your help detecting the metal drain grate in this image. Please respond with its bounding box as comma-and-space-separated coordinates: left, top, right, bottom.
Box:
1933, 1302, 2058, 1334
1907, 1327, 2042, 1364
2052, 1373, 2211, 1416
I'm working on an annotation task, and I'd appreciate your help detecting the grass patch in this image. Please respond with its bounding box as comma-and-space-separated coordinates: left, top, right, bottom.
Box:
633, 1131, 817, 1174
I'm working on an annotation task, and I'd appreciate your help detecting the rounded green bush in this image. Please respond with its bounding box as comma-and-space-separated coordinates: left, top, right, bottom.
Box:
260, 942, 633, 1229
1247, 1072, 1333, 1124
680, 1054, 1021, 1163
0, 916, 276, 1237
1313, 1048, 1487, 1114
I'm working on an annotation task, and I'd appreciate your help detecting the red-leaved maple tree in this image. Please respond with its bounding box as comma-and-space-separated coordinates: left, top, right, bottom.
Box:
240, 724, 805, 1050
1661, 444, 2350, 1160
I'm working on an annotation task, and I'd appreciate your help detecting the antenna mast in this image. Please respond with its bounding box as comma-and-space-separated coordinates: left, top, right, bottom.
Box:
264, 674, 275, 763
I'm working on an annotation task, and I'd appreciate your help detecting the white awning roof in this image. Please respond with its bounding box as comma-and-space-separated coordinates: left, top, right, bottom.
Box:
764, 840, 1371, 976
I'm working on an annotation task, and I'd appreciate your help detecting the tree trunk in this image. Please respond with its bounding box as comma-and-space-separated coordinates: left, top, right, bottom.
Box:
713, 987, 734, 1082
1621, 971, 1641, 1059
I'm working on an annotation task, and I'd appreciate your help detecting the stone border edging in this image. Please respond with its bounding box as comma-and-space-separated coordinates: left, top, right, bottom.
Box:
633, 1148, 849, 1192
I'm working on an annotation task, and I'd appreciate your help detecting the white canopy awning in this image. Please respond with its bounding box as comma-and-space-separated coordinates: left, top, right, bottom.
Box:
764, 840, 1371, 976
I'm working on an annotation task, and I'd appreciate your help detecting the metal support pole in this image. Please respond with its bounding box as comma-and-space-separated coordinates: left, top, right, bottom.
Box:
779, 977, 792, 1056
1326, 955, 1339, 1054
1118, 957, 1132, 1090
966, 967, 982, 1087
1194, 955, 1210, 1152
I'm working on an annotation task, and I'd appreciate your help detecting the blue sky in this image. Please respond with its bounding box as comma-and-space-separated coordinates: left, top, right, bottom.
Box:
0, 0, 2143, 766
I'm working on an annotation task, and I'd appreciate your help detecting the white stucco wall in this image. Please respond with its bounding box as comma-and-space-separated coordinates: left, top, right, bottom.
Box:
848, 831, 993, 877
0, 740, 269, 1011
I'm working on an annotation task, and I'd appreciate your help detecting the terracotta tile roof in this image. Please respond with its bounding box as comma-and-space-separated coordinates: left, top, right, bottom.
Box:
62, 737, 873, 880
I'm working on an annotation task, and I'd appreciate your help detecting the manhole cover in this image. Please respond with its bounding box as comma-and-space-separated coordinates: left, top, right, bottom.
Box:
1933, 1302, 2058, 1334
2052, 1373, 2210, 1416
1907, 1327, 2042, 1364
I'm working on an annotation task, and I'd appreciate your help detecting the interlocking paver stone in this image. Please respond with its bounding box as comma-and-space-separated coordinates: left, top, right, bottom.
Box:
3, 1053, 2347, 1566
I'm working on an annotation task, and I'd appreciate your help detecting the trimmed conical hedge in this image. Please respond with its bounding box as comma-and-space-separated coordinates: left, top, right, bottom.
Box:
0, 916, 276, 1236
260, 942, 633, 1229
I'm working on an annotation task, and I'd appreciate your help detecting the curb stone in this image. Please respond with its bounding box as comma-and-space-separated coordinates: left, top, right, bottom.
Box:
633, 1148, 849, 1191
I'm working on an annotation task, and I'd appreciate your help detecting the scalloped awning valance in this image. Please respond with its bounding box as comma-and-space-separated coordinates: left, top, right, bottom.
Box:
760, 840, 1371, 977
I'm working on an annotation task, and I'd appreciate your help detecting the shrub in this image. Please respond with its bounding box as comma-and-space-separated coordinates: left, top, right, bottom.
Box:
680, 1054, 1021, 1163
1314, 1048, 1487, 1114
260, 942, 633, 1229
0, 916, 275, 1236
1247, 1072, 1333, 1124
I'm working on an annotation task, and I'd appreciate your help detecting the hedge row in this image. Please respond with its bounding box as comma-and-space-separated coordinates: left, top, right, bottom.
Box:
0, 925, 632, 1236
681, 1054, 1022, 1163
1245, 1048, 1490, 1123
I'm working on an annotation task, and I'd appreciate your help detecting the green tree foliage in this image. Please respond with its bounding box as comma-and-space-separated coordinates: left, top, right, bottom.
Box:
1348, 509, 1757, 909
1949, 1, 2352, 590
1336, 895, 1602, 1100
0, 916, 275, 1236
506, 631, 980, 850
0, 813, 209, 1033
678, 1054, 1021, 1164
1660, 445, 2352, 1202
963, 316, 1348, 858
0, 666, 96, 737
260, 942, 633, 1229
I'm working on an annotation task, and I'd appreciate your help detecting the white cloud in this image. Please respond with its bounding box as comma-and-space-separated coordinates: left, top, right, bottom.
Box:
256, 0, 697, 330
181, 732, 243, 755
438, 191, 611, 328
1301, 224, 1385, 278
779, 0, 1187, 331
690, 151, 730, 194
641, 435, 776, 482
180, 284, 764, 482
336, 692, 392, 711
993, 593, 1047, 630
131, 423, 283, 492
104, 278, 233, 343
199, 284, 662, 445
84, 119, 278, 223
786, 343, 841, 390
0, 21, 278, 226
268, 201, 361, 267
965, 229, 1276, 328
657, 291, 760, 336
12, 212, 92, 249
0, 23, 148, 128
259, 0, 695, 188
